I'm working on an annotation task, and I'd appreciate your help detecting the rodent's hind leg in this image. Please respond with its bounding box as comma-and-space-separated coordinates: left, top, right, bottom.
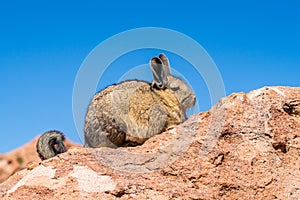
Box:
84, 127, 122, 148
84, 113, 124, 148
84, 101, 126, 148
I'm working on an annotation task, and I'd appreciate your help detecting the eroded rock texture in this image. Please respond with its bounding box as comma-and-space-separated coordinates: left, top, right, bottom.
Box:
1, 86, 299, 199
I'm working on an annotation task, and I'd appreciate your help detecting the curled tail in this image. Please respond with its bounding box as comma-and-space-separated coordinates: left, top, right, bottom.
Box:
36, 130, 67, 160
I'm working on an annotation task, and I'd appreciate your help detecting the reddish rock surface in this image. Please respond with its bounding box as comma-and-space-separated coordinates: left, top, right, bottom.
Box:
0, 136, 80, 184
1, 86, 300, 199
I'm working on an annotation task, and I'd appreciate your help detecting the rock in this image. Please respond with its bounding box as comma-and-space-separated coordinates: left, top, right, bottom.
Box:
0, 136, 80, 184
1, 86, 300, 199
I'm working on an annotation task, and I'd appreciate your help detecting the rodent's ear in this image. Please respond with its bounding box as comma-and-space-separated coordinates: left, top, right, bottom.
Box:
150, 57, 168, 89
159, 54, 171, 75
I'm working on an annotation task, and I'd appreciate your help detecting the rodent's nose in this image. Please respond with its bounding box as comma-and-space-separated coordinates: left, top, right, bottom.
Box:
191, 95, 196, 106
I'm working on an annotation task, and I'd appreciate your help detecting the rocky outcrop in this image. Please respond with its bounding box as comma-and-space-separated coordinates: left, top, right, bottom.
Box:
0, 137, 79, 184
1, 86, 299, 199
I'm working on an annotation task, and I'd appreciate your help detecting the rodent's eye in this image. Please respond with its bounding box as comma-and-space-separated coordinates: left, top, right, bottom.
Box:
171, 86, 180, 91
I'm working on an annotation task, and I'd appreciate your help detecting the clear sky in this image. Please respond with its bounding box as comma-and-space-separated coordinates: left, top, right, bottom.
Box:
0, 1, 299, 153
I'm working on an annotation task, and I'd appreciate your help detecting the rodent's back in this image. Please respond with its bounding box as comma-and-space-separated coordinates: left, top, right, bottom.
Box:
84, 80, 148, 147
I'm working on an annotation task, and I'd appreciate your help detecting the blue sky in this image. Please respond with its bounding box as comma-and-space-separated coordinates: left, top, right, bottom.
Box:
0, 1, 299, 153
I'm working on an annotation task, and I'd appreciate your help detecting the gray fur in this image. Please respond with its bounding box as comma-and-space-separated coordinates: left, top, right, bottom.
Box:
84, 54, 196, 148
36, 130, 66, 160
